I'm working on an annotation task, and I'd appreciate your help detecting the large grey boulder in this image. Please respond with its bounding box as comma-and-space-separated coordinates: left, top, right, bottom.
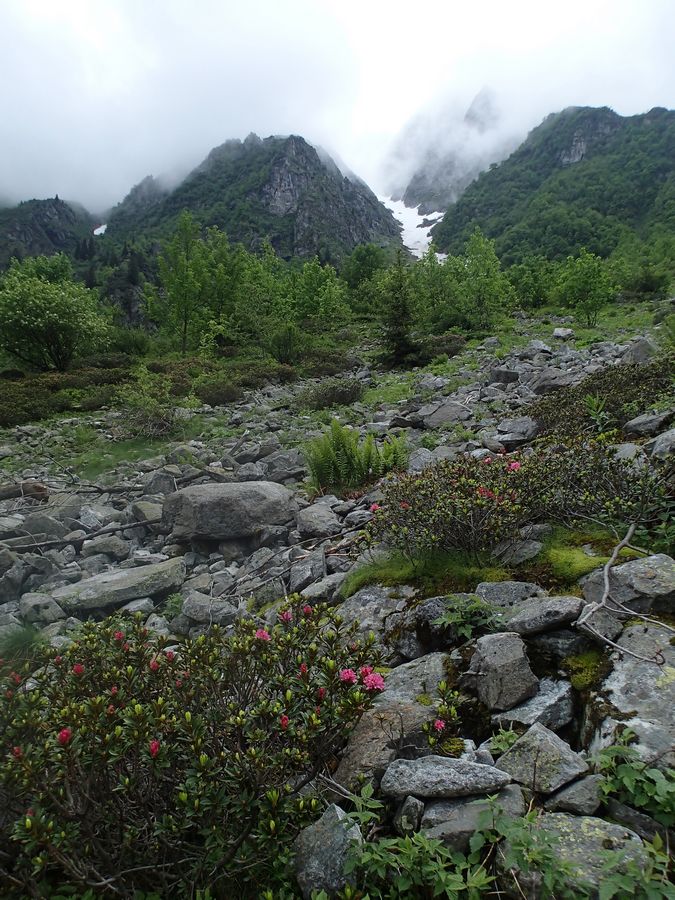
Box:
463, 633, 539, 712
582, 553, 675, 615
587, 622, 675, 769
337, 586, 405, 649
162, 482, 298, 541
475, 581, 546, 608
504, 596, 583, 635
294, 805, 362, 900
422, 785, 525, 851
334, 653, 449, 790
622, 409, 673, 436
495, 416, 540, 449
496, 723, 588, 793
417, 399, 472, 428
380, 756, 511, 799
51, 557, 185, 613
620, 336, 657, 365
491, 678, 574, 732
500, 813, 647, 898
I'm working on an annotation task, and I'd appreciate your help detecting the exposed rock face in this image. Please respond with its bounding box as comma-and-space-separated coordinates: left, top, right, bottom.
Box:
491, 678, 574, 732
162, 482, 298, 542
422, 785, 525, 851
50, 558, 185, 612
108, 134, 402, 262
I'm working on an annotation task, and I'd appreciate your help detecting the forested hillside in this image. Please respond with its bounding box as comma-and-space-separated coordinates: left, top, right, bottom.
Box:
433, 106, 675, 264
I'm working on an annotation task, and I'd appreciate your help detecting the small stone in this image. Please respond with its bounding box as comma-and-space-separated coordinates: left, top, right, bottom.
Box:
491, 678, 574, 732
544, 774, 605, 815
393, 796, 425, 836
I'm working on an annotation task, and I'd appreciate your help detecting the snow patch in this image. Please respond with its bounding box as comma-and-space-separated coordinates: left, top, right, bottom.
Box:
93, 224, 107, 236
380, 197, 444, 258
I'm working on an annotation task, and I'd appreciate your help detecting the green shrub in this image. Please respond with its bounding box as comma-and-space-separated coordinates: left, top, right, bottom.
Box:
113, 367, 181, 438
0, 626, 46, 677
431, 594, 500, 641
0, 605, 383, 897
368, 441, 666, 559
306, 420, 408, 494
191, 373, 243, 406
526, 355, 673, 438
297, 377, 365, 410
595, 731, 675, 826
268, 323, 306, 364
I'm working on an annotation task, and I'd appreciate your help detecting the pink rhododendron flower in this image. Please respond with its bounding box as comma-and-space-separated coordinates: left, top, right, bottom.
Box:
300, 662, 308, 676
280, 714, 289, 730
72, 664, 84, 677
165, 650, 175, 662
317, 687, 326, 700
369, 503, 381, 512
339, 669, 357, 685
53, 655, 62, 666
12, 746, 22, 759
302, 605, 313, 616
360, 666, 374, 679
114, 631, 124, 641
507, 461, 521, 471
149, 659, 160, 672
279, 609, 293, 623
57, 728, 72, 746
255, 629, 271, 641
433, 719, 446, 732
111, 686, 118, 696
482, 456, 493, 463
149, 740, 160, 758
363, 673, 385, 692
399, 501, 411, 510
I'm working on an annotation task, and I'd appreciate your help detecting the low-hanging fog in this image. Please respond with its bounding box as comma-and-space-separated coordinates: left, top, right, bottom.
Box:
1, 0, 674, 214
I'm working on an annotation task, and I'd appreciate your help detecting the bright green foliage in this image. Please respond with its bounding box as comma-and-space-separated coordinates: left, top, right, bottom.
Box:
507, 254, 559, 307
342, 242, 387, 290
296, 377, 364, 410
554, 248, 617, 326
488, 727, 521, 756
583, 393, 615, 434
0, 254, 109, 371
341, 830, 495, 898
114, 366, 185, 438
305, 420, 408, 493
595, 731, 675, 826
0, 627, 46, 677
431, 594, 500, 641
0, 604, 382, 897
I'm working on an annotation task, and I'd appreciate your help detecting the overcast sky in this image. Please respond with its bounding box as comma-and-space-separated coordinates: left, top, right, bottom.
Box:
1, 0, 674, 213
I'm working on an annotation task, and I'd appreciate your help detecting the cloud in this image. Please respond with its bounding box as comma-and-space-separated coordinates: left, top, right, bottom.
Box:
0, 0, 673, 212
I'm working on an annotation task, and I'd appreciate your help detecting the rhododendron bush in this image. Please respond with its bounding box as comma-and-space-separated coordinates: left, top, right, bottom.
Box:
368, 441, 665, 559
0, 605, 382, 897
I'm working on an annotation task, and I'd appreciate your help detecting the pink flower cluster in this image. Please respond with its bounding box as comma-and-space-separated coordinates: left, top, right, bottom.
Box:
255, 629, 271, 641
338, 666, 385, 692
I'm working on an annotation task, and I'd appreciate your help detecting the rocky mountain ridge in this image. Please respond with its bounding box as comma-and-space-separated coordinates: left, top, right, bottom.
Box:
0, 198, 94, 269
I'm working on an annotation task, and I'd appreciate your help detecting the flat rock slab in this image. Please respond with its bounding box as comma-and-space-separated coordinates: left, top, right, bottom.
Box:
582, 553, 675, 616
504, 596, 583, 635
543, 774, 605, 815
418, 400, 472, 428
51, 557, 185, 612
464, 632, 539, 712
501, 813, 647, 897
496, 722, 588, 794
588, 622, 675, 769
380, 756, 511, 799
422, 785, 525, 852
162, 482, 298, 541
491, 678, 574, 732
294, 804, 362, 900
